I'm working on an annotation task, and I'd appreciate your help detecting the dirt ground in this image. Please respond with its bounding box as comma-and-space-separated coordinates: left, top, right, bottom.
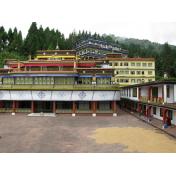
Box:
0, 110, 175, 153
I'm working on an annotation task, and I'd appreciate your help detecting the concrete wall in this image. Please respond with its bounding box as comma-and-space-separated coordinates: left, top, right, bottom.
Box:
174, 85, 176, 102
158, 86, 162, 97
166, 84, 174, 103
152, 106, 163, 121
0, 90, 120, 101
141, 86, 148, 97
172, 111, 176, 125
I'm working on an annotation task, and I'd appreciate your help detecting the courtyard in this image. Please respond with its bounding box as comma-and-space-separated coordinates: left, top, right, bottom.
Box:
0, 110, 176, 152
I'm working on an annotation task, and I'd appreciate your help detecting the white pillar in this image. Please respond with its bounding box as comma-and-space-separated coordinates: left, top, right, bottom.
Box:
174, 84, 176, 103
163, 84, 167, 103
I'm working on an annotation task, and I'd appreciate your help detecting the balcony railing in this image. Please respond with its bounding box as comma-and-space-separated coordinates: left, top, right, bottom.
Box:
140, 96, 164, 104
0, 84, 120, 91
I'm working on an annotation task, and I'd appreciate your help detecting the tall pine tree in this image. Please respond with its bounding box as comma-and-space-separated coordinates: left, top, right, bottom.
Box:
23, 22, 39, 56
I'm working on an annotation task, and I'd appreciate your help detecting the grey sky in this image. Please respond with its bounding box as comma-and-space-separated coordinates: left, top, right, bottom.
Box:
1, 0, 176, 45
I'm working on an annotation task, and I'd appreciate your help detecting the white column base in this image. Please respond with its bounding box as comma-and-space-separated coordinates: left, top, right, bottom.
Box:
11, 112, 15, 116
113, 113, 117, 117
92, 113, 96, 117
72, 113, 76, 117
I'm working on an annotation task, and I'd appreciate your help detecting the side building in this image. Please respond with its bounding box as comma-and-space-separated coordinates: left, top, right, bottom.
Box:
107, 56, 155, 86
120, 80, 176, 126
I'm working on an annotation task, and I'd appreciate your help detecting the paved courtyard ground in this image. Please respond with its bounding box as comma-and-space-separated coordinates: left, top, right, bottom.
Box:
0, 110, 176, 153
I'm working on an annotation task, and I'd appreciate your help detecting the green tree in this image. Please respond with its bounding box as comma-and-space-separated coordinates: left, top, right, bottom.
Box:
161, 43, 175, 77
0, 26, 7, 51
23, 22, 39, 56
8, 28, 23, 53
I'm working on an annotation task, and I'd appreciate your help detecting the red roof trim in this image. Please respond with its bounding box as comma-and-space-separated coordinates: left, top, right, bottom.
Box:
78, 63, 96, 67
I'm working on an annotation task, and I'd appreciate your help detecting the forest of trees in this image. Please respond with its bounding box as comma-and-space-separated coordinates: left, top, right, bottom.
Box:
0, 22, 176, 79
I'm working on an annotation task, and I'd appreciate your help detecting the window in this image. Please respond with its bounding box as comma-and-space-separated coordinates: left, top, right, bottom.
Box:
109, 63, 112, 66
124, 62, 128, 66
137, 79, 141, 83
153, 107, 156, 115
120, 79, 129, 83
125, 70, 129, 75
148, 79, 152, 82
131, 79, 135, 83
137, 71, 141, 75
142, 63, 147, 67
152, 87, 158, 97
3, 78, 14, 85
120, 70, 124, 75
131, 62, 135, 66
142, 71, 144, 75
114, 62, 118, 66
129, 89, 131, 97
25, 77, 33, 84
148, 71, 152, 75
133, 88, 137, 97
120, 62, 123, 66
160, 108, 163, 117
168, 110, 173, 120
131, 71, 135, 75
96, 78, 110, 85
167, 85, 170, 98
136, 63, 141, 67
148, 63, 152, 67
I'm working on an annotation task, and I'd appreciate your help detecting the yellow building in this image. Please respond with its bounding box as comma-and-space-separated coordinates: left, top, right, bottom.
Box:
34, 50, 77, 60
107, 57, 155, 86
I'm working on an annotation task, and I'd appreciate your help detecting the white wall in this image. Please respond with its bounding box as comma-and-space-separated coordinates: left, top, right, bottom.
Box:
166, 85, 174, 103
172, 110, 176, 125
141, 86, 148, 97
152, 107, 176, 126
174, 84, 176, 102
120, 88, 139, 101
158, 86, 163, 97
0, 90, 121, 101
152, 107, 163, 121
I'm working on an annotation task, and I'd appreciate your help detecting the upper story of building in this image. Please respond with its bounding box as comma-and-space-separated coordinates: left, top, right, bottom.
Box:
120, 80, 176, 108
34, 50, 77, 60
1, 45, 156, 89
75, 38, 128, 59
0, 51, 119, 91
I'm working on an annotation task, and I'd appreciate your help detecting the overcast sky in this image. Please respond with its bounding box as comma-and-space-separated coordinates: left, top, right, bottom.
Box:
1, 0, 176, 45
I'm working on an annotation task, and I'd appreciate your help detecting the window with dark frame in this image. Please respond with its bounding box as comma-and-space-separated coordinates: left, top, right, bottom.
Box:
160, 108, 163, 117
168, 110, 173, 120
167, 85, 170, 98
153, 107, 156, 115
133, 88, 137, 97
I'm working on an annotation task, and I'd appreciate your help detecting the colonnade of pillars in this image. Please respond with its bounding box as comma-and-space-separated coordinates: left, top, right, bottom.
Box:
11, 101, 118, 116
136, 102, 171, 125
138, 85, 165, 102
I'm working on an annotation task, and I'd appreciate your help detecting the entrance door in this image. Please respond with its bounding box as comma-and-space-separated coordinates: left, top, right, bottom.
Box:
56, 102, 72, 113
34, 101, 52, 113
